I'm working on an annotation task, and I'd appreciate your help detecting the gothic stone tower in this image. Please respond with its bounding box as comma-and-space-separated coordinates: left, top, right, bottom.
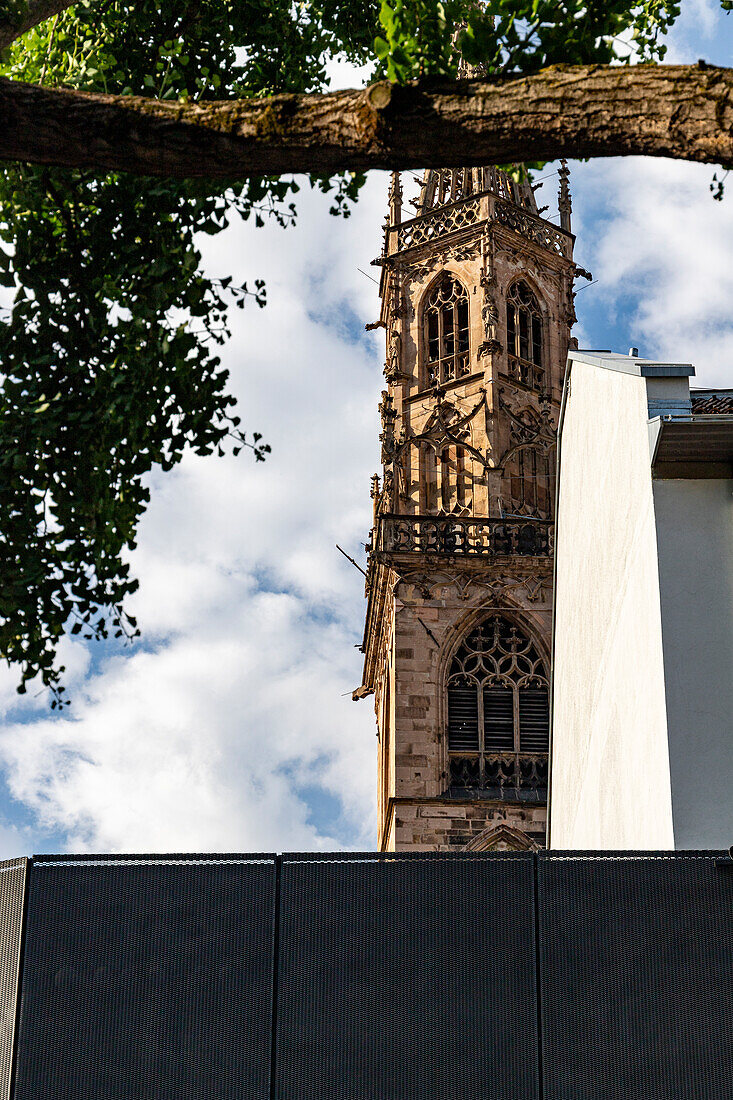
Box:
359, 165, 578, 852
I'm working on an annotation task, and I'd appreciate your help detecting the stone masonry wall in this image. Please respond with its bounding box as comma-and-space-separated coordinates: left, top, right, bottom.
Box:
376, 561, 552, 850
390, 799, 547, 851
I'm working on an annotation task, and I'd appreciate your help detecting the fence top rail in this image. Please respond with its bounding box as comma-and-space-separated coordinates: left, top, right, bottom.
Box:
28, 849, 728, 866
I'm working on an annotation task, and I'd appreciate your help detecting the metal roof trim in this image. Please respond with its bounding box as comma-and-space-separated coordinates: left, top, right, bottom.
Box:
569, 350, 695, 378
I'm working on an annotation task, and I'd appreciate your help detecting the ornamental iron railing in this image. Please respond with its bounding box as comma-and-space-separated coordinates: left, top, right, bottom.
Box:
448, 752, 548, 794
376, 515, 553, 557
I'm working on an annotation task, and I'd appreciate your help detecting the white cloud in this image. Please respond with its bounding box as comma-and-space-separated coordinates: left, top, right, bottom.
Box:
0, 592, 376, 853
0, 174, 388, 855
3, 107, 733, 857
664, 0, 722, 62
572, 157, 733, 388
0, 817, 28, 862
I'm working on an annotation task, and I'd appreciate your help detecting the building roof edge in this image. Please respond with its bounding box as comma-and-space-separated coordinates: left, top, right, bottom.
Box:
569, 349, 695, 378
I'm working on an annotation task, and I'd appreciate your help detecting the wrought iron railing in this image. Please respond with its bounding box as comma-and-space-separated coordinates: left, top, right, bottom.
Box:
448, 752, 548, 794
375, 515, 553, 557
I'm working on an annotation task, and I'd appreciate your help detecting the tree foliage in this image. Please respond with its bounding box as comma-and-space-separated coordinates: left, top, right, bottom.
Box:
0, 0, 715, 703
374, 0, 680, 82
0, 0, 370, 703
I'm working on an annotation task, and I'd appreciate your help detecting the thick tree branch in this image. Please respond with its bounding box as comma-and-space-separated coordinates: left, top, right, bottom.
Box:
0, 64, 732, 178
0, 0, 77, 49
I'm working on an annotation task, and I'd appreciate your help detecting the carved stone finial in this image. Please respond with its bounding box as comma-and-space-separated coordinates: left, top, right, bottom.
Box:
370, 473, 381, 523
558, 159, 572, 234
380, 212, 391, 258
388, 171, 402, 226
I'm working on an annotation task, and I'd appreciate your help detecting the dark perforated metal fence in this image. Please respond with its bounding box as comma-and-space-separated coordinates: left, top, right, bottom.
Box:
14, 855, 276, 1100
276, 852, 538, 1100
538, 851, 733, 1100
0, 860, 26, 1100
0, 850, 729, 1100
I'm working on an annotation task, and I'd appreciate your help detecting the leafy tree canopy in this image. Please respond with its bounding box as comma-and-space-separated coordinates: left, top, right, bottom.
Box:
0, 0, 711, 702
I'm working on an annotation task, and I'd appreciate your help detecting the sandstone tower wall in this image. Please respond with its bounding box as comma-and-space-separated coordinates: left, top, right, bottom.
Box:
360, 166, 581, 852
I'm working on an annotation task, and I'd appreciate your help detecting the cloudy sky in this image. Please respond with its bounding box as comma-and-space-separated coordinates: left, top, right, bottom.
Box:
0, 2, 731, 859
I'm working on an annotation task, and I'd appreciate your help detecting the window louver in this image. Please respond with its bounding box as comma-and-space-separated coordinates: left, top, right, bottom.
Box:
518, 689, 549, 753
483, 687, 515, 752
448, 683, 479, 752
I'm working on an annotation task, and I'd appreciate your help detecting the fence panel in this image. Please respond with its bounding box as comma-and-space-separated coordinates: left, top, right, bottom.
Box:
539, 852, 733, 1100
275, 852, 539, 1100
13, 856, 276, 1100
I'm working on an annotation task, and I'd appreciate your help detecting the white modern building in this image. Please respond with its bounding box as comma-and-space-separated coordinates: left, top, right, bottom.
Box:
550, 350, 733, 850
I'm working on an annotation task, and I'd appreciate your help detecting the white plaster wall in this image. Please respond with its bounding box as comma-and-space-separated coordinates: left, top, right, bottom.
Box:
653, 478, 733, 849
550, 362, 675, 849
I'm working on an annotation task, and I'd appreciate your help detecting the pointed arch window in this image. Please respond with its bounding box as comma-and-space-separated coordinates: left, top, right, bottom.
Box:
424, 275, 470, 387
506, 281, 545, 392
446, 615, 549, 794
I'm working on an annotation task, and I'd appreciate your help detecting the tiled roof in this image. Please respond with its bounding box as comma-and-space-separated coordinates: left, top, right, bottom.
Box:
690, 389, 733, 414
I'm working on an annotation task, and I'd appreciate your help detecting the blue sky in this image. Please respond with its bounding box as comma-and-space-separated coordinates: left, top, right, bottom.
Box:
0, 1, 731, 858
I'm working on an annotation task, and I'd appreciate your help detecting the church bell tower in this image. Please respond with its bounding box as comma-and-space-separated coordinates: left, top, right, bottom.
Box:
359, 164, 579, 852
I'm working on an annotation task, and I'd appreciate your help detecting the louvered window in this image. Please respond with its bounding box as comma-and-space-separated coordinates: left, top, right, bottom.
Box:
483, 687, 514, 752
446, 615, 549, 793
447, 680, 479, 751
518, 689, 550, 753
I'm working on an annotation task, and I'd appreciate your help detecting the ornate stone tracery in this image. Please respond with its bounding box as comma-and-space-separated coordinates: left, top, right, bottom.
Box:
506, 280, 545, 392
446, 614, 550, 795
401, 236, 484, 284
494, 198, 572, 258
449, 615, 548, 692
497, 389, 556, 519
398, 196, 482, 250
423, 274, 470, 386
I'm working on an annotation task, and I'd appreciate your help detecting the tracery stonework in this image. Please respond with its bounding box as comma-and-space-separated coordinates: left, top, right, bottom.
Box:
358, 164, 582, 852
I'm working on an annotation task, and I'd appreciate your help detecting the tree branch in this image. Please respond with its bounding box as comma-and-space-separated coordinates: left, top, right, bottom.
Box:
0, 64, 731, 179
0, 0, 77, 49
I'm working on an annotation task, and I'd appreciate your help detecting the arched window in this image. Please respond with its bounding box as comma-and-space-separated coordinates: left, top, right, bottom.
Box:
506, 281, 545, 392
424, 275, 470, 387
446, 615, 549, 794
